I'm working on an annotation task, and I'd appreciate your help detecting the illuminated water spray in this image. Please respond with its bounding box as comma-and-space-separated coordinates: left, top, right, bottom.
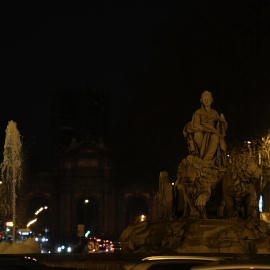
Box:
1, 121, 22, 243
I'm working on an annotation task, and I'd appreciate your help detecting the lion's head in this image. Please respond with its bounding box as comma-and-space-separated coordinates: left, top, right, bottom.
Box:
245, 159, 262, 180
229, 153, 261, 198
229, 154, 261, 181
177, 155, 201, 185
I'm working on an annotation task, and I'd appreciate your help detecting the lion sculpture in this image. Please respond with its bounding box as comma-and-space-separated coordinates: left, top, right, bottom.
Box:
218, 153, 262, 219
175, 155, 220, 219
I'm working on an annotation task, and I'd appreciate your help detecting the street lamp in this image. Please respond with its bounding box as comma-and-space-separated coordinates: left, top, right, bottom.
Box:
27, 206, 48, 229
84, 199, 89, 232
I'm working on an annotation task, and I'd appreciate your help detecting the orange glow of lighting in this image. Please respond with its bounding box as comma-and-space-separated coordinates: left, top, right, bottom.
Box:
140, 215, 146, 222
26, 218, 37, 228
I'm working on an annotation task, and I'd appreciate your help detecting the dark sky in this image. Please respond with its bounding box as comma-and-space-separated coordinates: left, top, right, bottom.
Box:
0, 1, 270, 184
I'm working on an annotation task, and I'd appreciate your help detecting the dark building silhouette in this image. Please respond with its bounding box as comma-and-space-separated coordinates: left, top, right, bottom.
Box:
23, 137, 158, 241
20, 90, 159, 243
51, 90, 111, 170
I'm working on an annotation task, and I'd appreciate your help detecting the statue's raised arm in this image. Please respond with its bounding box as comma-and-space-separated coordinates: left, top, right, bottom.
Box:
183, 91, 227, 169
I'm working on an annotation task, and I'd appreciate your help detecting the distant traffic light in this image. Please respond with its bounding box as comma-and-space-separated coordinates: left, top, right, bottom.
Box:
5, 221, 13, 227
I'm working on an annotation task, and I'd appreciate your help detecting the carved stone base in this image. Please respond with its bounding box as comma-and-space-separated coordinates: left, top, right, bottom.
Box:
119, 218, 270, 254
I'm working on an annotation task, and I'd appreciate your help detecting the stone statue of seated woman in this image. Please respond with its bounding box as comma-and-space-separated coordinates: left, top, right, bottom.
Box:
183, 91, 228, 169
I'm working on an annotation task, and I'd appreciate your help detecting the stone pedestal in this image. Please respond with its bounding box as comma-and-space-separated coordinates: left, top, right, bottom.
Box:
120, 218, 270, 254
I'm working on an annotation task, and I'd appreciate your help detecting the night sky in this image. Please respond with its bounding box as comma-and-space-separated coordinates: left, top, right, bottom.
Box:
0, 1, 270, 186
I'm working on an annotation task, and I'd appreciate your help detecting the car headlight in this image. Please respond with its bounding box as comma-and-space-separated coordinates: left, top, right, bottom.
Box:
57, 247, 61, 252
67, 247, 72, 253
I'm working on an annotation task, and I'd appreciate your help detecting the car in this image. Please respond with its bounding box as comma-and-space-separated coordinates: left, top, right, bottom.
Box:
191, 258, 270, 270
95, 238, 113, 253
126, 255, 225, 270
111, 241, 122, 253
55, 243, 73, 253
0, 255, 78, 270
83, 237, 115, 253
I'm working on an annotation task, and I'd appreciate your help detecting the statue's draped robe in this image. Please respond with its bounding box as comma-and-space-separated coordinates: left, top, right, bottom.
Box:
183, 107, 227, 168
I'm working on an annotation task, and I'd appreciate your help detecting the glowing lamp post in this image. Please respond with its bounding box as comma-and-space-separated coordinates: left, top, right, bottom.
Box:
84, 199, 89, 232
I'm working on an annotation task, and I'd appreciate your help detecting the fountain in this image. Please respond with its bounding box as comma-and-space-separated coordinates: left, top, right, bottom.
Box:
0, 120, 23, 244
120, 91, 270, 255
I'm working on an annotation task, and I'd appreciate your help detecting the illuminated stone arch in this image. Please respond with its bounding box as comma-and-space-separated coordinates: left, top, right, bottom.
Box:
76, 197, 99, 236
125, 196, 149, 226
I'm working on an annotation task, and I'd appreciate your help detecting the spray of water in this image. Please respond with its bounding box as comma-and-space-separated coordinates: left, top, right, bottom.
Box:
0, 120, 22, 243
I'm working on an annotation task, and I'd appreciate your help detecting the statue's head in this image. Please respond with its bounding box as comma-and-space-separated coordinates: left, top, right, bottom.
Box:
200, 91, 213, 105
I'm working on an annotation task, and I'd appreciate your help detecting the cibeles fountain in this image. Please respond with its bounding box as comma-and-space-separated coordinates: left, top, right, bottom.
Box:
120, 91, 270, 255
